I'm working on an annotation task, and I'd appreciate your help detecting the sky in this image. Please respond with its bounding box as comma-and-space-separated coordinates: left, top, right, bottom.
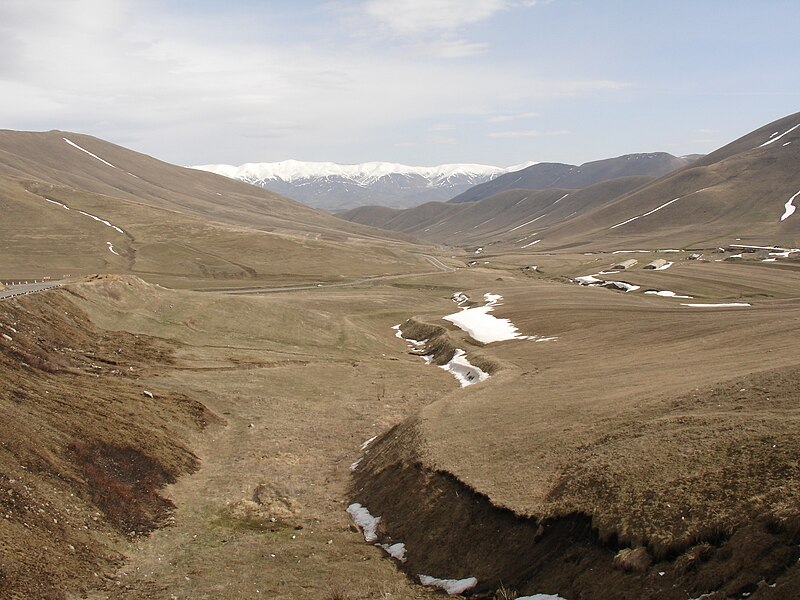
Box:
1, 0, 799, 168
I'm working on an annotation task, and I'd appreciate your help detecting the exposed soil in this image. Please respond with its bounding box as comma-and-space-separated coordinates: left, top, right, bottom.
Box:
351, 419, 800, 599
0, 287, 217, 598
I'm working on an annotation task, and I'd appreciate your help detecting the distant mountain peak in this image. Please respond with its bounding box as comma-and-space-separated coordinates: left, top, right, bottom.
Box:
190, 159, 537, 210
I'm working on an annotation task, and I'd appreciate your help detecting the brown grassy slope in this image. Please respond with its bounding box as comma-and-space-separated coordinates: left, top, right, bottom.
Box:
535, 111, 800, 250
336, 204, 403, 229
0, 172, 438, 287
339, 176, 652, 250
352, 258, 800, 596
449, 152, 691, 203
0, 285, 216, 598
0, 129, 400, 240
341, 112, 800, 253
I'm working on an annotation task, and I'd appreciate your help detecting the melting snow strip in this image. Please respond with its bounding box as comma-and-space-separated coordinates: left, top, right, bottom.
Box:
552, 192, 570, 204
63, 137, 118, 169
418, 575, 478, 595
521, 239, 542, 249
379, 542, 407, 562
653, 261, 674, 270
681, 303, 751, 308
106, 242, 120, 256
78, 211, 125, 234
45, 198, 69, 210
508, 214, 546, 232
758, 123, 800, 148
780, 189, 800, 221
440, 349, 489, 387
360, 436, 377, 451
610, 197, 682, 229
517, 595, 568, 600
645, 290, 693, 299
346, 503, 381, 542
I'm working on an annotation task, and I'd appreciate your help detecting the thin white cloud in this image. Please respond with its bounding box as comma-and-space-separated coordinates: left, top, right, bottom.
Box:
427, 38, 489, 58
363, 0, 507, 35
0, 0, 631, 164
488, 111, 541, 123
489, 129, 569, 138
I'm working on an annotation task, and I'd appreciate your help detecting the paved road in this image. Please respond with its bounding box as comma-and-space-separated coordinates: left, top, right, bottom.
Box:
0, 282, 62, 301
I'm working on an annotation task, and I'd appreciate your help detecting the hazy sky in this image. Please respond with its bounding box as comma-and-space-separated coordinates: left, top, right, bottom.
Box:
2, 0, 799, 167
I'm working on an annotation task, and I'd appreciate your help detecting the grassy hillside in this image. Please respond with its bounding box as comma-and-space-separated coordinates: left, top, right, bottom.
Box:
449, 152, 693, 204
342, 112, 800, 253
0, 131, 445, 288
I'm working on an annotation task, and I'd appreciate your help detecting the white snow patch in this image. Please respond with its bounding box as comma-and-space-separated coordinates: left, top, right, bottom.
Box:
758, 123, 800, 148
106, 242, 120, 256
612, 250, 650, 254
78, 211, 125, 234
644, 290, 693, 298
517, 595, 568, 600
553, 192, 570, 204
521, 239, 542, 249
347, 503, 381, 542
452, 292, 469, 305
508, 214, 546, 232
63, 138, 118, 169
379, 542, 407, 562
45, 198, 69, 210
653, 261, 674, 270
780, 189, 800, 221
762, 258, 777, 262
192, 159, 533, 185
610, 197, 682, 229
444, 293, 527, 343
440, 349, 490, 387
360, 436, 377, 451
575, 275, 602, 285
349, 458, 362, 471
607, 281, 640, 292
575, 274, 639, 292
681, 303, 751, 308
418, 575, 478, 595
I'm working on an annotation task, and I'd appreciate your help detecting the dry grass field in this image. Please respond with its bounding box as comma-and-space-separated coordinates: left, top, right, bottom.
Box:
2, 121, 800, 599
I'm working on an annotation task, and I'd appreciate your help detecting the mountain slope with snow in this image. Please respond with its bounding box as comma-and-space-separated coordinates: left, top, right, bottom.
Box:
191, 160, 534, 211
449, 152, 696, 204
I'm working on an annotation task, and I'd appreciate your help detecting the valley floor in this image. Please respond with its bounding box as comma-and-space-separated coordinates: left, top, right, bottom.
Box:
2, 248, 800, 599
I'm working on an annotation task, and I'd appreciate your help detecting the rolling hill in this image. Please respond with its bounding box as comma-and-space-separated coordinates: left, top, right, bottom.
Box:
341, 112, 800, 253
448, 152, 695, 204
4, 114, 800, 600
0, 130, 436, 287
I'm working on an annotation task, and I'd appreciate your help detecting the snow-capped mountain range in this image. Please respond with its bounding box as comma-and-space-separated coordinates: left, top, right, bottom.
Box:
191, 159, 535, 211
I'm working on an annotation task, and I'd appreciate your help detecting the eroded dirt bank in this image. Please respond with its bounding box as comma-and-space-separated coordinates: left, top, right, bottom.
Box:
351, 399, 800, 599
0, 287, 217, 598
